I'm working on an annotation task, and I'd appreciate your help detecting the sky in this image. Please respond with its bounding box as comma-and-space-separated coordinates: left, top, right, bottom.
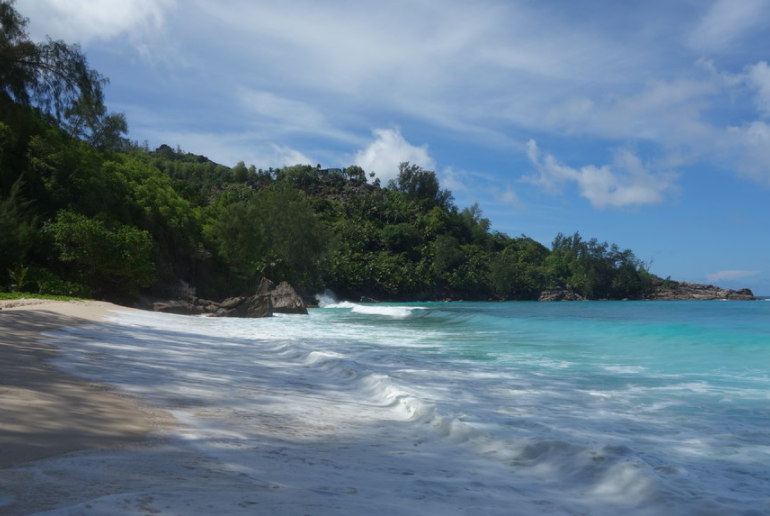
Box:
17, 0, 770, 294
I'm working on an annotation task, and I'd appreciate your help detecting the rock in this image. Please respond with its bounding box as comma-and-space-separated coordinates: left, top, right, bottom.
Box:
212, 278, 308, 318
730, 288, 756, 300
270, 280, 308, 315
538, 287, 587, 302
647, 277, 756, 300
150, 299, 208, 315
246, 277, 274, 318
218, 296, 248, 309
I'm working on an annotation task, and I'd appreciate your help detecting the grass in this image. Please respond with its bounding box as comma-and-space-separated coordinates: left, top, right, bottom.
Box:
0, 292, 89, 302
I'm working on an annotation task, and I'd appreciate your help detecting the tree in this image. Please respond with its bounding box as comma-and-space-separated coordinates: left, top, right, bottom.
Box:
0, 175, 35, 286
204, 193, 265, 286
252, 185, 328, 287
489, 237, 548, 299
0, 0, 126, 146
381, 222, 423, 259
545, 231, 649, 299
231, 160, 249, 182
43, 210, 156, 297
343, 165, 366, 183
457, 203, 492, 247
205, 184, 329, 291
64, 95, 128, 151
388, 162, 453, 209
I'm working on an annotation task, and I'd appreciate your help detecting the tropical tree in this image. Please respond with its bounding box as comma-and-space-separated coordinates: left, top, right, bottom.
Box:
0, 175, 35, 287
388, 162, 453, 209
43, 210, 156, 297
0, 0, 126, 146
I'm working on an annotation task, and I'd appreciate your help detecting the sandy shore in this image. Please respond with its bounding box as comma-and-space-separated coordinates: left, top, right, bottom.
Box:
0, 299, 171, 469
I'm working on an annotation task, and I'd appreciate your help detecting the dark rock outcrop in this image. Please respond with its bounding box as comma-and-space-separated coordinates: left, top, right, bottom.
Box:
270, 280, 309, 314
211, 278, 308, 318
647, 277, 756, 300
143, 278, 308, 317
147, 299, 205, 315
538, 287, 587, 302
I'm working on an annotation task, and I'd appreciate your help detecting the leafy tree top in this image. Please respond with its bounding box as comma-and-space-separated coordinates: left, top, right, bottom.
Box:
1, 1, 105, 120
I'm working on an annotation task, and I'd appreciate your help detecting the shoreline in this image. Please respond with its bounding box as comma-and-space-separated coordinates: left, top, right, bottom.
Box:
0, 299, 172, 469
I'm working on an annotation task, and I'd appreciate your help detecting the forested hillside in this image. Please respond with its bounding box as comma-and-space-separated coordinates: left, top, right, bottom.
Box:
0, 0, 654, 302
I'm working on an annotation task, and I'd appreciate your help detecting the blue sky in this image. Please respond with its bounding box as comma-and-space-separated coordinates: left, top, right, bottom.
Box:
19, 0, 770, 294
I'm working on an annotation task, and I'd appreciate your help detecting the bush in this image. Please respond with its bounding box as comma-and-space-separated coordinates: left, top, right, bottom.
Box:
29, 267, 92, 297
43, 210, 156, 297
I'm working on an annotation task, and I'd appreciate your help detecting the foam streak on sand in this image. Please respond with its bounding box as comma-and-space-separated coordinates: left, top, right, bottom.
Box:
1, 301, 769, 515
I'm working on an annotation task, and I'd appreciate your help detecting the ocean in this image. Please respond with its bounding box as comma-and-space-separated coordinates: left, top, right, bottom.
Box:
23, 299, 770, 515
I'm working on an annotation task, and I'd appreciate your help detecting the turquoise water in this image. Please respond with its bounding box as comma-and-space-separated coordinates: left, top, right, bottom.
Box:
311, 299, 770, 512
39, 299, 770, 515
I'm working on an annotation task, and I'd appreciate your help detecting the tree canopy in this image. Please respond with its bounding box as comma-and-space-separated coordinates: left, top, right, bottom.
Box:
0, 1, 126, 149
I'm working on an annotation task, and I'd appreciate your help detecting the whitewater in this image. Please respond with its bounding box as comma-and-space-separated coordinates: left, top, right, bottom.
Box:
3, 299, 769, 515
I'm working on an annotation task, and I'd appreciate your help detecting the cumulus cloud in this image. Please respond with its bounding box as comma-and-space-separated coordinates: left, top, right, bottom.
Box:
706, 270, 760, 283
22, 0, 175, 44
524, 140, 678, 209
538, 59, 770, 189
352, 128, 435, 183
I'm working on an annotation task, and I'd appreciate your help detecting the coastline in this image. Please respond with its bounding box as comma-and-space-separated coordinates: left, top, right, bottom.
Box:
0, 299, 172, 469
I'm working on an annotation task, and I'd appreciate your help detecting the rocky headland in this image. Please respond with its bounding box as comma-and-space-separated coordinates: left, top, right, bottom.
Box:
537, 276, 756, 301
644, 276, 756, 301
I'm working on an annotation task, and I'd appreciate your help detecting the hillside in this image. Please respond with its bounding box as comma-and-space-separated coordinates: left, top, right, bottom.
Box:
0, 1, 755, 303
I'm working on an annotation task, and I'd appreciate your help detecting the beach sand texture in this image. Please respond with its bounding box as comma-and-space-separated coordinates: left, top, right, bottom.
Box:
0, 300, 168, 469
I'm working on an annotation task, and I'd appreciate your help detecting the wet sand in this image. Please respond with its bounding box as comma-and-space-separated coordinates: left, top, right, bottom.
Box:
0, 299, 170, 469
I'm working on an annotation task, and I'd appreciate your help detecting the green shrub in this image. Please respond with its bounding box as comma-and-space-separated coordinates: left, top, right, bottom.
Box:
29, 267, 92, 297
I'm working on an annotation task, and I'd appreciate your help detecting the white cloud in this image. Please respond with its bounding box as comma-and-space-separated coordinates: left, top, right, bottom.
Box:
268, 144, 314, 168
236, 88, 361, 146
539, 59, 770, 188
239, 89, 326, 131
687, 0, 768, 52
495, 186, 524, 209
524, 140, 678, 209
544, 76, 720, 143
22, 0, 175, 44
188, 0, 656, 143
439, 167, 469, 193
19, 0, 770, 202
745, 61, 770, 117
706, 270, 760, 283
352, 129, 435, 183
725, 120, 770, 184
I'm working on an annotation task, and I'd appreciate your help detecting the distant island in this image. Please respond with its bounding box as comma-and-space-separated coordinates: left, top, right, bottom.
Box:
0, 2, 755, 305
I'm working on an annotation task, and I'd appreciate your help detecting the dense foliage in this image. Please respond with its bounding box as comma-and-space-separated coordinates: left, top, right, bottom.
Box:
0, 1, 653, 301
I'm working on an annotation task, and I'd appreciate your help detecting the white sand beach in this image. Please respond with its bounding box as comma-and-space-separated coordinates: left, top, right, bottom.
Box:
0, 300, 172, 469
0, 300, 176, 514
